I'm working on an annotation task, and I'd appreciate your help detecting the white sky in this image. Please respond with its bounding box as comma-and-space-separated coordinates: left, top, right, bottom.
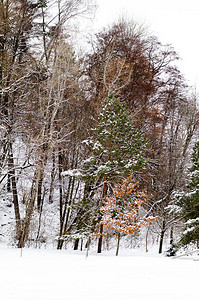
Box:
92, 0, 199, 89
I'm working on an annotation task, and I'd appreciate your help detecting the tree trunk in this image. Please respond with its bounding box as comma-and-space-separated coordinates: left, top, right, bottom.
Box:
57, 152, 63, 249
7, 172, 11, 192
97, 224, 103, 253
116, 232, 121, 256
36, 187, 46, 247
86, 237, 91, 258
37, 173, 43, 211
57, 176, 72, 250
159, 219, 166, 254
63, 176, 76, 232
170, 226, 174, 246
80, 239, 83, 251
57, 148, 79, 250
197, 240, 199, 249
49, 151, 55, 203
18, 167, 42, 248
97, 175, 107, 253
145, 226, 150, 253
8, 143, 21, 238
74, 238, 79, 250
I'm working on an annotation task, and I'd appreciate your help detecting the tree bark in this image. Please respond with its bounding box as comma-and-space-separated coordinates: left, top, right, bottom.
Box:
8, 143, 21, 238
116, 232, 121, 256
97, 175, 107, 253
57, 176, 72, 250
18, 167, 42, 248
97, 224, 103, 254
158, 219, 166, 254
170, 226, 174, 246
57, 152, 63, 249
49, 151, 55, 203
74, 238, 79, 250
37, 173, 43, 211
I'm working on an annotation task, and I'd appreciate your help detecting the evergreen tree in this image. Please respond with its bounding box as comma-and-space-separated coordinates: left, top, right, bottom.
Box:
68, 94, 149, 251
81, 94, 148, 182
177, 141, 199, 247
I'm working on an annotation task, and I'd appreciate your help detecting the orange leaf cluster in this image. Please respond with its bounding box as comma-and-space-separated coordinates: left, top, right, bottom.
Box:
99, 176, 157, 236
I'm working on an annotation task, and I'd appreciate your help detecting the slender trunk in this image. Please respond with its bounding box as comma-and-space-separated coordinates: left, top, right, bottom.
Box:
63, 147, 79, 233
8, 143, 21, 237
97, 175, 107, 253
86, 237, 91, 258
7, 172, 11, 192
37, 142, 48, 211
37, 173, 43, 211
57, 176, 72, 250
116, 232, 121, 256
58, 152, 63, 247
197, 240, 199, 249
159, 219, 166, 254
170, 226, 174, 246
41, 6, 48, 64
57, 147, 78, 250
49, 151, 55, 203
74, 238, 79, 250
97, 224, 103, 254
18, 167, 42, 248
63, 176, 76, 232
80, 239, 83, 251
36, 187, 46, 247
145, 226, 150, 253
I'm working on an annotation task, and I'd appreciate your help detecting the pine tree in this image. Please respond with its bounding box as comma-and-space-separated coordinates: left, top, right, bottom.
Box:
178, 141, 199, 247
70, 94, 149, 252
81, 94, 148, 182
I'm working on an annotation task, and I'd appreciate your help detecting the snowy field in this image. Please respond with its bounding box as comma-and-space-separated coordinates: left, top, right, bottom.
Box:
0, 245, 198, 300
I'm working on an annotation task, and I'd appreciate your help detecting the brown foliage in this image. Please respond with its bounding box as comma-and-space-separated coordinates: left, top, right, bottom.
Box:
98, 175, 157, 236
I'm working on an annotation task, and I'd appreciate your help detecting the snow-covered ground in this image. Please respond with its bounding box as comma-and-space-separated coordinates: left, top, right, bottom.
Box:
0, 245, 198, 300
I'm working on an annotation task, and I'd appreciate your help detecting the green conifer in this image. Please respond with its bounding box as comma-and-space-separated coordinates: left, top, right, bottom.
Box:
178, 141, 199, 246
81, 94, 148, 182
63, 95, 149, 245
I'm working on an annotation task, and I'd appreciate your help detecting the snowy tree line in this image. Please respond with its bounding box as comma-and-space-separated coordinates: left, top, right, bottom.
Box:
0, 0, 199, 254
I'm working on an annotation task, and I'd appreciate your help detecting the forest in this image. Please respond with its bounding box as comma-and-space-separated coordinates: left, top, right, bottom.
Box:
0, 0, 199, 256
